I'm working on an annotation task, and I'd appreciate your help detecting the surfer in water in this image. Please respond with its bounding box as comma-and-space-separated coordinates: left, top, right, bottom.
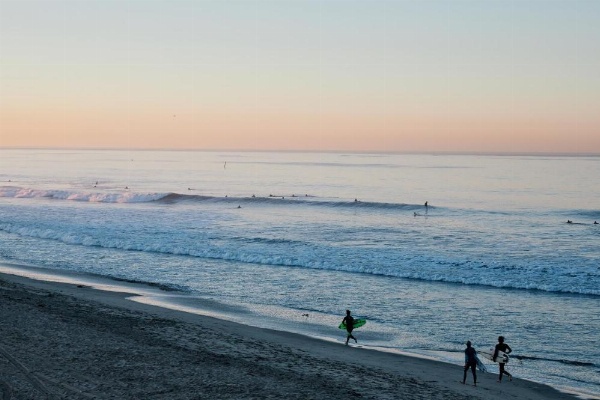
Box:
342, 310, 358, 345
462, 341, 478, 386
493, 336, 513, 382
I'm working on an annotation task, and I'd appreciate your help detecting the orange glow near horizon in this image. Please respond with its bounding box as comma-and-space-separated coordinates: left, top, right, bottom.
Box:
2, 105, 598, 154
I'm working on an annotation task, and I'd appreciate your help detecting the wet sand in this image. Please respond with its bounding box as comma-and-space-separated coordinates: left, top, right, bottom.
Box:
0, 272, 581, 400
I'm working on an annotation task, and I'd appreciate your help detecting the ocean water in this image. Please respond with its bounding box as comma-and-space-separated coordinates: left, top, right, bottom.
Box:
1, 149, 599, 397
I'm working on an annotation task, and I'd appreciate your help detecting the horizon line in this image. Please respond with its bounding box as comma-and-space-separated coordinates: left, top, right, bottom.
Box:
0, 146, 599, 158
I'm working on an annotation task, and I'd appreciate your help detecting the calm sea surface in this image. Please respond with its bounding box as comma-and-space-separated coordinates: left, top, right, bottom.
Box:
1, 149, 599, 397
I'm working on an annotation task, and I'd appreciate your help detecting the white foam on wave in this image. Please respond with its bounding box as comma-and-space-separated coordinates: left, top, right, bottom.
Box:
0, 186, 168, 203
1, 219, 598, 297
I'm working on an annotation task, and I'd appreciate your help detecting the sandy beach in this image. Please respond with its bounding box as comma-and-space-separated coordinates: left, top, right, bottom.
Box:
0, 272, 583, 400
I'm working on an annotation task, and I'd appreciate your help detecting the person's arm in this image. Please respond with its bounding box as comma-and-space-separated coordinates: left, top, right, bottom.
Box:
505, 344, 512, 354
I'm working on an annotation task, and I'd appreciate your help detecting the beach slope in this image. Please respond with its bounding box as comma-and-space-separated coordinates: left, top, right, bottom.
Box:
0, 273, 578, 400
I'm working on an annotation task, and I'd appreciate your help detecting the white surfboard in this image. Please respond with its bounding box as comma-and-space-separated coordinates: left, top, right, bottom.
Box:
478, 348, 509, 364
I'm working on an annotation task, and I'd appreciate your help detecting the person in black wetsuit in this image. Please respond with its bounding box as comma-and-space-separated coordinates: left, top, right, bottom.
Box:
462, 341, 478, 386
493, 336, 513, 382
342, 310, 358, 345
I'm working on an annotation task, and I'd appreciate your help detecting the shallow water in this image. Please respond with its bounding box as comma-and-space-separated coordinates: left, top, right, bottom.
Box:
1, 149, 599, 397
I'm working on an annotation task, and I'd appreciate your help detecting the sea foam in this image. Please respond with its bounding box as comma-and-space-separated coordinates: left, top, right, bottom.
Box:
0, 186, 168, 203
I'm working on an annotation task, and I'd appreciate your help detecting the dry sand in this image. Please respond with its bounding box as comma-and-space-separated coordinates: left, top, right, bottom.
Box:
0, 272, 581, 400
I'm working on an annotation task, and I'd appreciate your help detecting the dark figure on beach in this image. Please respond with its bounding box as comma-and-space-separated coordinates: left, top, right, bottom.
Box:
342, 310, 357, 345
494, 336, 512, 382
462, 341, 478, 386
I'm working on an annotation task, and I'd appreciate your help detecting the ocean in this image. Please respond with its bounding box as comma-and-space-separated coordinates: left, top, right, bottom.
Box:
1, 149, 599, 397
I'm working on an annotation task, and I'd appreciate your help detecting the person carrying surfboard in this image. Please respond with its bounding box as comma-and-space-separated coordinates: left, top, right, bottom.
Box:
462, 341, 478, 386
493, 336, 513, 382
342, 310, 358, 345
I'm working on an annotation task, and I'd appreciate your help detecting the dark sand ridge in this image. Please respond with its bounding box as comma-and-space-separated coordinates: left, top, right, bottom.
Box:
0, 272, 583, 400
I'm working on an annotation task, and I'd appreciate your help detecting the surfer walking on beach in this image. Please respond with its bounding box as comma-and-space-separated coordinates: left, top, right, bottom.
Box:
494, 336, 513, 382
342, 310, 358, 345
462, 341, 478, 386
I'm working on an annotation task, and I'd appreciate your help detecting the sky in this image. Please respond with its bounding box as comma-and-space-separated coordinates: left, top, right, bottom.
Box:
0, 0, 599, 154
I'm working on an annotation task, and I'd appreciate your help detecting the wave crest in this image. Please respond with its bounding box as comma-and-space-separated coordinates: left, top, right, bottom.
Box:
1, 186, 429, 210
0, 221, 598, 297
0, 186, 169, 203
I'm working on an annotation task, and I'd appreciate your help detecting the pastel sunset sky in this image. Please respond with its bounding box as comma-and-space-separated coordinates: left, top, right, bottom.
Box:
1, 0, 599, 154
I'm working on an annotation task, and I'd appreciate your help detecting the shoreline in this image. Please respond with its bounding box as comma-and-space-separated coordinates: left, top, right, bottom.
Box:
0, 270, 588, 400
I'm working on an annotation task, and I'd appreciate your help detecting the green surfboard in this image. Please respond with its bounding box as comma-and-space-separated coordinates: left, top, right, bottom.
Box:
338, 318, 367, 330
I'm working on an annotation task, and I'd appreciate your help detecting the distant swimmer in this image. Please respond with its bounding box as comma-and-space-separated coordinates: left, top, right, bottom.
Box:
595, 221, 599, 225
425, 201, 429, 214
567, 220, 573, 224
237, 205, 241, 209
252, 194, 255, 198
355, 198, 358, 202
125, 186, 129, 190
